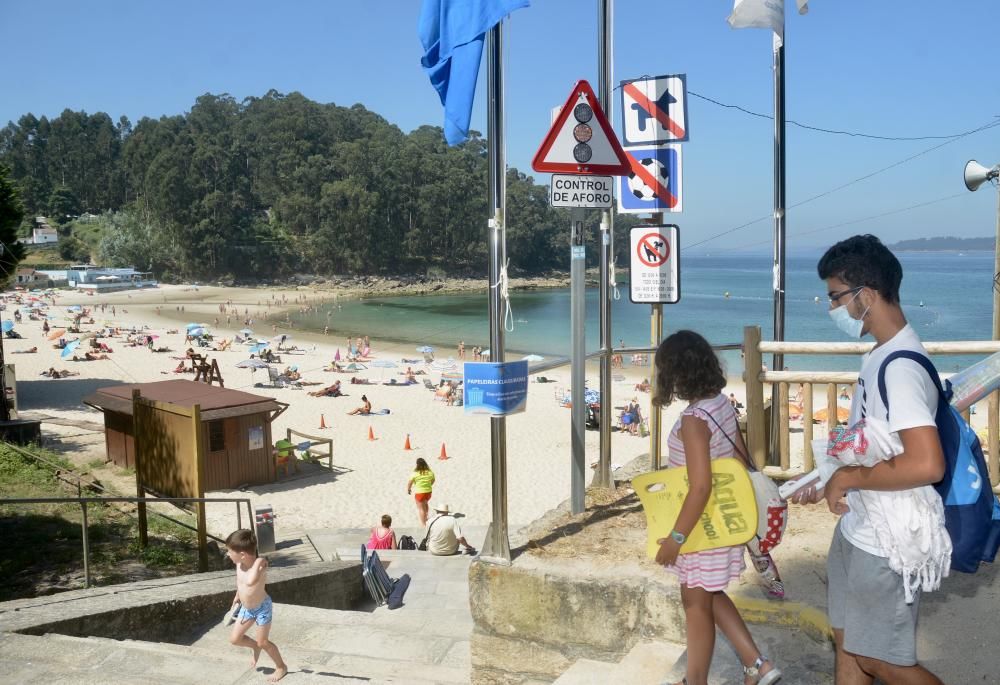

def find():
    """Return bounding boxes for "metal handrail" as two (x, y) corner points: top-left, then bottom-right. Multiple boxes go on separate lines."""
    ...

(1, 495), (254, 589)
(527, 342), (742, 376)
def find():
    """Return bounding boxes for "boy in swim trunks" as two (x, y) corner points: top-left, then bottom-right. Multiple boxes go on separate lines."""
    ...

(226, 529), (287, 682)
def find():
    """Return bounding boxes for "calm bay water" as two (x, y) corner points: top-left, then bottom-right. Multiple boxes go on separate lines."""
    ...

(289, 252), (995, 373)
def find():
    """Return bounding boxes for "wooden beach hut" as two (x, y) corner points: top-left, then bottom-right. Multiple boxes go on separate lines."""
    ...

(83, 380), (288, 490)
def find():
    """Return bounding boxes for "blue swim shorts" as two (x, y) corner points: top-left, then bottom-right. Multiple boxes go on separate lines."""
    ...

(237, 595), (273, 626)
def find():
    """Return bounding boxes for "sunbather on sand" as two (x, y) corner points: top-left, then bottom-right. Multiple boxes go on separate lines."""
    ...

(308, 381), (342, 397)
(12, 346), (37, 354)
(73, 351), (109, 361)
(346, 395), (372, 416)
(41, 367), (79, 378)
(350, 376), (375, 385)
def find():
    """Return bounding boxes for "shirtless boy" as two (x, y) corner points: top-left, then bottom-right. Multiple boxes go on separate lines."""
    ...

(226, 529), (287, 682)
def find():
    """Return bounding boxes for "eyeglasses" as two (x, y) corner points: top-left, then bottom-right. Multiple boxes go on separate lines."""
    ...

(828, 286), (864, 305)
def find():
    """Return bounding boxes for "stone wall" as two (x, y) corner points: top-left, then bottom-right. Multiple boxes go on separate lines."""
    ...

(1, 561), (362, 644)
(469, 558), (686, 684)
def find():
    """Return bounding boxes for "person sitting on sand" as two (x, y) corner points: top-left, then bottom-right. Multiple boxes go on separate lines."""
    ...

(435, 381), (454, 402)
(404, 367), (417, 383)
(346, 394), (372, 416)
(308, 380), (342, 398)
(635, 378), (651, 393)
(282, 366), (301, 382)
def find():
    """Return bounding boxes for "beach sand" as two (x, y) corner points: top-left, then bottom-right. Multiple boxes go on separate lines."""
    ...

(13, 284), (990, 541)
(9, 285), (689, 538)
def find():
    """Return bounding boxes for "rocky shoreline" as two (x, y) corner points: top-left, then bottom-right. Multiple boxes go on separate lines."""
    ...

(223, 271), (610, 297)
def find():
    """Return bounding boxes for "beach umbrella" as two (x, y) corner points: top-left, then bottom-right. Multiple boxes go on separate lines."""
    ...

(416, 345), (434, 353)
(430, 358), (457, 372)
(188, 327), (206, 337)
(272, 334), (291, 342)
(186, 323), (200, 330)
(371, 359), (397, 379)
(61, 339), (81, 359)
(812, 406), (850, 424)
(344, 362), (367, 371)
(236, 358), (271, 369)
(523, 354), (544, 362)
(249, 343), (268, 354)
(1, 320), (13, 333)
(47, 328), (67, 341)
(334, 348), (341, 361)
(482, 348), (491, 356)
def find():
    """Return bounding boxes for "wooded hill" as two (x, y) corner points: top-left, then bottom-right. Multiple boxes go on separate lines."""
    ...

(0, 91), (640, 281)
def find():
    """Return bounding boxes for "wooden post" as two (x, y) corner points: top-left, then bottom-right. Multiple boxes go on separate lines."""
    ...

(826, 383), (838, 435)
(802, 381), (814, 471)
(132, 389), (148, 548)
(743, 326), (766, 469)
(778, 382), (790, 470)
(192, 403), (208, 572)
(990, 391), (1000, 487)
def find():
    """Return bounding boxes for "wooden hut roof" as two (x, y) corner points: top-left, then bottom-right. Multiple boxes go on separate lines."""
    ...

(83, 380), (286, 422)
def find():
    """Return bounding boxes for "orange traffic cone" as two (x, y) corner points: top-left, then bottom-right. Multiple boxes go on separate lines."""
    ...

(404, 434), (413, 450)
(318, 414), (328, 430)
(438, 443), (449, 460)
(368, 425), (377, 441)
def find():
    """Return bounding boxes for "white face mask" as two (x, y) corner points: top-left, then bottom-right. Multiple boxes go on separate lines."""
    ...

(828, 289), (870, 339)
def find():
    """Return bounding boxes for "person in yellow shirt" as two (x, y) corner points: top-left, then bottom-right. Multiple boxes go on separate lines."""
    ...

(406, 458), (435, 526)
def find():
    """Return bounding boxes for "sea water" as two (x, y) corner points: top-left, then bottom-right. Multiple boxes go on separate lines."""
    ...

(289, 252), (994, 374)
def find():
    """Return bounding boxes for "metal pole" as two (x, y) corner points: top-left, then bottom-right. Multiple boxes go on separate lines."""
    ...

(649, 304), (664, 469)
(993, 181), (1000, 342)
(648, 212), (665, 469)
(79, 481), (90, 588)
(570, 214), (587, 513)
(480, 22), (511, 564)
(768, 33), (787, 466)
(594, 0), (614, 489)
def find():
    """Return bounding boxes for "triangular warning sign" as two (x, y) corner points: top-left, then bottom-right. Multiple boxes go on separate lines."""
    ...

(532, 80), (631, 176)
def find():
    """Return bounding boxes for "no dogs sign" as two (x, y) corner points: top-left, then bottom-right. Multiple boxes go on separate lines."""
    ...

(629, 225), (679, 304)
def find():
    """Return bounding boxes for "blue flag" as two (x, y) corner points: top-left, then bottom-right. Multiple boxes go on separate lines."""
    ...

(418, 0), (529, 146)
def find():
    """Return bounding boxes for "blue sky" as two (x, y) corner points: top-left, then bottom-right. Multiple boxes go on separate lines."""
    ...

(3, 1), (999, 252)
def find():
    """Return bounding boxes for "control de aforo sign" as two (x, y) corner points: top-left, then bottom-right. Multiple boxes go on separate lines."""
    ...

(629, 225), (680, 304)
(549, 174), (614, 208)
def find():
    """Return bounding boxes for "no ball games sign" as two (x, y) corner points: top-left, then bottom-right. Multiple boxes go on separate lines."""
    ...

(629, 225), (679, 304)
(550, 174), (614, 208)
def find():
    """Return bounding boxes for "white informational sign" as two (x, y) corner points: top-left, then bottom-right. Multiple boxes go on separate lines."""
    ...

(549, 174), (614, 208)
(629, 225), (680, 304)
(620, 74), (689, 147)
(248, 426), (264, 451)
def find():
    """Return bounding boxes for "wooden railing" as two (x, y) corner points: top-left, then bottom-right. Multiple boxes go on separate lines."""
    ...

(742, 325), (1000, 491)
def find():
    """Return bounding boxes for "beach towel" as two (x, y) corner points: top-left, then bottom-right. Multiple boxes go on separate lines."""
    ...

(822, 418), (952, 603)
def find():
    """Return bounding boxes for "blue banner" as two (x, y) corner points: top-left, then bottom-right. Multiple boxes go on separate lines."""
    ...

(463, 361), (528, 416)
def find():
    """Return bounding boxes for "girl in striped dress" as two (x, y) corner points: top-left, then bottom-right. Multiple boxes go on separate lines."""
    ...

(654, 331), (782, 685)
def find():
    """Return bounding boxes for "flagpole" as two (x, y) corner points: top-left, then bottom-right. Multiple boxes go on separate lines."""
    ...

(769, 30), (786, 466)
(594, 0), (614, 489)
(481, 19), (512, 565)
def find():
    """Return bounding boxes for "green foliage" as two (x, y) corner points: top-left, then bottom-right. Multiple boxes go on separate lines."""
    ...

(58, 235), (90, 262)
(47, 185), (80, 224)
(0, 165), (26, 287)
(0, 92), (639, 280)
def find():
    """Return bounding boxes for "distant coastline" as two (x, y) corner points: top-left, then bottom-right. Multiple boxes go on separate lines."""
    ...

(889, 236), (994, 252)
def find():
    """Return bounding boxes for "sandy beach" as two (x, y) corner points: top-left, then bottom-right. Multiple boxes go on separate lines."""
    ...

(14, 284), (991, 543)
(8, 284), (694, 539)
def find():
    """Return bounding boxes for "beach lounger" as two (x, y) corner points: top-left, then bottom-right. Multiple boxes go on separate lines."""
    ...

(422, 379), (436, 391)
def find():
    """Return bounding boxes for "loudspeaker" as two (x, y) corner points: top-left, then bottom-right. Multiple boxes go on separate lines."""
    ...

(964, 159), (999, 192)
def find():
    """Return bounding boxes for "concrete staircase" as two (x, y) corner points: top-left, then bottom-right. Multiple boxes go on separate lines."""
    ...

(2, 539), (476, 684)
(554, 625), (835, 685)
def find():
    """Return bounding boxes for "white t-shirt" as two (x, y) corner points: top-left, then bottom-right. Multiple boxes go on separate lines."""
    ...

(426, 514), (463, 556)
(841, 324), (939, 556)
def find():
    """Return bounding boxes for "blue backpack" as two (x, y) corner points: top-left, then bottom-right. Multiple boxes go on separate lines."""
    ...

(878, 351), (1000, 573)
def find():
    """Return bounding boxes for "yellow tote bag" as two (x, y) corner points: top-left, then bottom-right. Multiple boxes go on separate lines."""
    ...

(633, 458), (758, 557)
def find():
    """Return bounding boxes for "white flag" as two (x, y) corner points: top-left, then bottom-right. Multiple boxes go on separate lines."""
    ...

(728, 0), (808, 37)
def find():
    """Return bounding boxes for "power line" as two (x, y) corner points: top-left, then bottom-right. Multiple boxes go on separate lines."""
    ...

(686, 117), (1000, 250)
(712, 192), (968, 253)
(688, 90), (999, 141)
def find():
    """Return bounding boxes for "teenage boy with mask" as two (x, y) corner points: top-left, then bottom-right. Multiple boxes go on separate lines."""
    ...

(792, 235), (945, 684)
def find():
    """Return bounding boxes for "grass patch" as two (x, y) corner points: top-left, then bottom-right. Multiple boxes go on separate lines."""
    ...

(0, 443), (208, 600)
